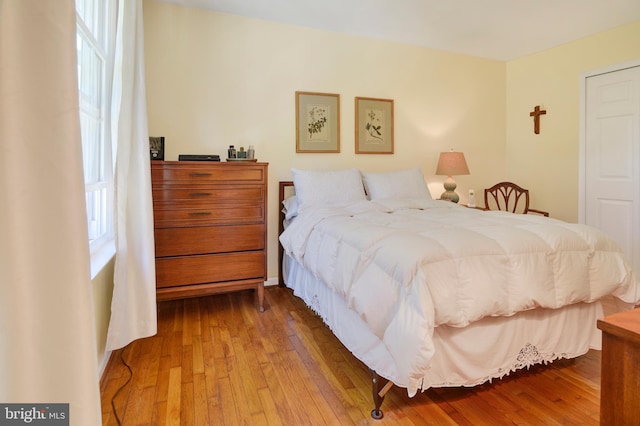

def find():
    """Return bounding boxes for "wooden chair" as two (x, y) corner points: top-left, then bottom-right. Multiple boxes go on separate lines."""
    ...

(483, 182), (549, 216)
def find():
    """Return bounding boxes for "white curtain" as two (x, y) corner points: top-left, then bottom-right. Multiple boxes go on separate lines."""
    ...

(0, 1), (102, 424)
(106, 0), (157, 350)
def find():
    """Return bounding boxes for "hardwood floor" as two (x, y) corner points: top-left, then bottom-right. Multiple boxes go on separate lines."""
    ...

(101, 286), (605, 425)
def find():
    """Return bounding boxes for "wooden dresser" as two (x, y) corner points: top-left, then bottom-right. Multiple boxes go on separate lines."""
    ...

(597, 308), (640, 425)
(151, 161), (268, 311)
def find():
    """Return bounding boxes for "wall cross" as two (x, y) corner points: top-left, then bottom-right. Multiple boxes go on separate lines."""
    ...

(529, 105), (547, 134)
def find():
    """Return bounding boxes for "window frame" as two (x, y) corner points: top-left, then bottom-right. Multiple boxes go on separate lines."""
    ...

(76, 0), (118, 278)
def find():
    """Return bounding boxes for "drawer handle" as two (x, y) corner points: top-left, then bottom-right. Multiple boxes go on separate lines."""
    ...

(189, 192), (212, 197)
(189, 211), (212, 217)
(189, 173), (212, 177)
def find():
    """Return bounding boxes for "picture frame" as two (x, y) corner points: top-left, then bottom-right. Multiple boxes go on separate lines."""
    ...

(149, 136), (165, 160)
(296, 91), (340, 153)
(355, 97), (394, 154)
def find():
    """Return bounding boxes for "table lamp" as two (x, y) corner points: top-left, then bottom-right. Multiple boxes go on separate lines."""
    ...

(435, 150), (470, 203)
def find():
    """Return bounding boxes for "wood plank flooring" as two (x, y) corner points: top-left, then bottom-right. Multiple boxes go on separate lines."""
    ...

(100, 286), (606, 425)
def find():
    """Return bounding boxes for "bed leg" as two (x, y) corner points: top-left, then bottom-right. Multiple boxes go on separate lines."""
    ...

(369, 369), (393, 420)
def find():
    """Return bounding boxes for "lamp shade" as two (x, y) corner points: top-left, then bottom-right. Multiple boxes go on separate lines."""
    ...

(435, 151), (470, 176)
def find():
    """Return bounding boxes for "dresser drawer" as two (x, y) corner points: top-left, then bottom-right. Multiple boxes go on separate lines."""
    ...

(155, 224), (265, 257)
(154, 204), (264, 227)
(152, 163), (266, 184)
(155, 251), (265, 288)
(152, 186), (264, 206)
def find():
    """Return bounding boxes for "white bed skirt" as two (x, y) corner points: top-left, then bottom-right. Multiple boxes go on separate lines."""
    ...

(283, 255), (604, 394)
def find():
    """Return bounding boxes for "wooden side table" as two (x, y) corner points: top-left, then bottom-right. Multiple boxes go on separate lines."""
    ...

(597, 308), (640, 425)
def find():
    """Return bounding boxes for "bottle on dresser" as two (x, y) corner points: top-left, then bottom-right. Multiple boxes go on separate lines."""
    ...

(228, 145), (236, 159)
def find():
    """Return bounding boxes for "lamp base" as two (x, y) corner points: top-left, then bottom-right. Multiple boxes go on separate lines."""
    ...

(440, 177), (459, 203)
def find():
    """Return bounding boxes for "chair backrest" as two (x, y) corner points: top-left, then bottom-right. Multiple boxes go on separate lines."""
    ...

(484, 182), (531, 214)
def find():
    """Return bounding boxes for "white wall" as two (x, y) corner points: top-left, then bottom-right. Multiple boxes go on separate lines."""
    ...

(143, 0), (507, 281)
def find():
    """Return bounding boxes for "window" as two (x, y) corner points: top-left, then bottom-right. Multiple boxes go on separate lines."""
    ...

(76, 0), (117, 276)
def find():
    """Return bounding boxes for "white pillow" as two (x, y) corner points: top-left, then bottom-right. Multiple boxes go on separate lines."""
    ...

(362, 168), (432, 200)
(291, 168), (367, 210)
(282, 195), (299, 220)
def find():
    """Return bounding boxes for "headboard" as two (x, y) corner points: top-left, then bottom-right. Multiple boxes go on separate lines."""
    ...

(278, 181), (294, 286)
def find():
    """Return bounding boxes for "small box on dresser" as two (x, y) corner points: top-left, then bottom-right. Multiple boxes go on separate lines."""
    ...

(151, 161), (268, 311)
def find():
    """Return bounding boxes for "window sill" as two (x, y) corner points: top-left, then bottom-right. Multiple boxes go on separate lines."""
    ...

(90, 238), (116, 279)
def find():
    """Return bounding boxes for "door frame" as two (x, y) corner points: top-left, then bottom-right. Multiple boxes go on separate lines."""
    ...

(578, 58), (640, 224)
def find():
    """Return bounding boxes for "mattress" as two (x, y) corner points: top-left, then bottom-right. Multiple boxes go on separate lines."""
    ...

(284, 254), (605, 394)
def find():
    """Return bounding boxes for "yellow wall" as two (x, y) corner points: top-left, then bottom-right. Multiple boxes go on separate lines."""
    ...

(506, 21), (640, 222)
(93, 258), (114, 373)
(142, 0), (507, 281)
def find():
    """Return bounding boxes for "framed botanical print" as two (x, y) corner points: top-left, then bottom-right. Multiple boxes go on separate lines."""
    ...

(296, 91), (340, 153)
(355, 97), (394, 154)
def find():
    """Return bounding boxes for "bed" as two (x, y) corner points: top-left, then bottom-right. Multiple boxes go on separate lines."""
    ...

(277, 168), (640, 419)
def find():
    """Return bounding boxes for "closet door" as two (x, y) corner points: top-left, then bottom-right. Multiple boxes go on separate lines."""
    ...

(584, 65), (640, 272)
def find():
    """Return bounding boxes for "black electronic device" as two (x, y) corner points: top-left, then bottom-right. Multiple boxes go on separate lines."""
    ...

(178, 154), (221, 162)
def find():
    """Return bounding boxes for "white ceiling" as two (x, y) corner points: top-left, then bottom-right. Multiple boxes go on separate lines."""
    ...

(157, 0), (640, 61)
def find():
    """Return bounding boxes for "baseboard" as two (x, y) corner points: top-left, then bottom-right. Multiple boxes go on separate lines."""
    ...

(265, 277), (279, 287)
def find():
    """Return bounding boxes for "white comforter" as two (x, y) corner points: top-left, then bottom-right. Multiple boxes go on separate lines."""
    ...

(279, 198), (639, 395)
